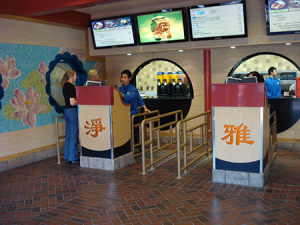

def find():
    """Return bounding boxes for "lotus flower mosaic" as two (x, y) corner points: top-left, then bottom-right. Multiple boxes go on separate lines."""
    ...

(0, 56), (21, 90)
(10, 87), (47, 127)
(37, 61), (48, 84)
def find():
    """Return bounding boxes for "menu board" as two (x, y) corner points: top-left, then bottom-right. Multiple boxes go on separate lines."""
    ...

(90, 15), (136, 49)
(189, 1), (247, 40)
(266, 0), (300, 34)
(135, 9), (187, 44)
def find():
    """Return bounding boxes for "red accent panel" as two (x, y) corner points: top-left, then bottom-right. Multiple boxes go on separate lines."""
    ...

(204, 50), (212, 112)
(33, 11), (90, 27)
(77, 86), (114, 105)
(212, 83), (266, 107)
(19, 0), (108, 16)
(0, 0), (22, 15)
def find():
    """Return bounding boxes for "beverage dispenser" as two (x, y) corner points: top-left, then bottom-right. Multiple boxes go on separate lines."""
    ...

(157, 72), (162, 96)
(171, 72), (183, 95)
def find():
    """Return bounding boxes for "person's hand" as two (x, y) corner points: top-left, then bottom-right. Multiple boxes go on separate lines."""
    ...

(144, 106), (151, 114)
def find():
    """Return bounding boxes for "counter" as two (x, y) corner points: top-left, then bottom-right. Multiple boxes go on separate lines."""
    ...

(268, 97), (300, 133)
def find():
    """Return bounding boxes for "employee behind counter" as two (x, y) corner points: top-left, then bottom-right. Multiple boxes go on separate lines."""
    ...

(265, 67), (281, 98)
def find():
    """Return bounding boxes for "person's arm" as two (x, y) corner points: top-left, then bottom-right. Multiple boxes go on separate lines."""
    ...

(142, 105), (151, 113)
(137, 94), (151, 113)
(70, 98), (77, 106)
(69, 84), (77, 106)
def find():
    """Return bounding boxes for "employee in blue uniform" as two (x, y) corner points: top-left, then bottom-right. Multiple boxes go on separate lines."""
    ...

(119, 70), (150, 152)
(118, 69), (150, 115)
(265, 67), (281, 98)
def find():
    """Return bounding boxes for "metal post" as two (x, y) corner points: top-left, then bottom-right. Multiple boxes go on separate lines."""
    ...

(177, 122), (182, 179)
(150, 121), (154, 171)
(183, 122), (188, 174)
(205, 114), (208, 153)
(55, 117), (61, 164)
(141, 121), (146, 175)
(190, 132), (193, 152)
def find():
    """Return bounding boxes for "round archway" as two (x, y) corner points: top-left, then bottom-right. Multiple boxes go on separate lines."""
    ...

(132, 58), (194, 129)
(228, 52), (300, 133)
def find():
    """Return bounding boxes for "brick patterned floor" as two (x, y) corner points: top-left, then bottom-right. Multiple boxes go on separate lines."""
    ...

(1, 147), (300, 224)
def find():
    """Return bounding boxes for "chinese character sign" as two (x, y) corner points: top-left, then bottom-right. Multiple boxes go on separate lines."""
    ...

(221, 123), (254, 145)
(84, 118), (106, 137)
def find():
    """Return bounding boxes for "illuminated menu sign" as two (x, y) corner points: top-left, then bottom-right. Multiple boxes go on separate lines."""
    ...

(267, 0), (300, 33)
(91, 16), (135, 48)
(190, 2), (245, 39)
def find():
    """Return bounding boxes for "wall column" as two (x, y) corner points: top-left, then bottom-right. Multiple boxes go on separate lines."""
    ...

(204, 50), (212, 137)
(204, 50), (212, 112)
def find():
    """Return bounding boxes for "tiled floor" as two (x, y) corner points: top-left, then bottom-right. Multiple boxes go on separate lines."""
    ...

(1, 147), (300, 224)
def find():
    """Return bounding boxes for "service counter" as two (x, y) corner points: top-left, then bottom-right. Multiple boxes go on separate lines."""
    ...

(212, 83), (270, 187)
(76, 86), (134, 170)
(268, 97), (300, 133)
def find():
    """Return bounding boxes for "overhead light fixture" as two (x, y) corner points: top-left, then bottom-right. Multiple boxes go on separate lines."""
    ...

(178, 49), (184, 52)
(286, 43), (291, 45)
(230, 46), (236, 49)
(127, 53), (132, 56)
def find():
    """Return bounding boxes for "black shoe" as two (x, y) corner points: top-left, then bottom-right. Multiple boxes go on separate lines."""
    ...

(72, 160), (80, 164)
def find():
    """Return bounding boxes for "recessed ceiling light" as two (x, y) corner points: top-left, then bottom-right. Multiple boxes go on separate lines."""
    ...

(127, 53), (132, 56)
(178, 49), (184, 52)
(230, 46), (236, 49)
(286, 43), (291, 45)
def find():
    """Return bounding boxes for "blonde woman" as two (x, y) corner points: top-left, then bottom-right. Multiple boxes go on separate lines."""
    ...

(61, 70), (79, 164)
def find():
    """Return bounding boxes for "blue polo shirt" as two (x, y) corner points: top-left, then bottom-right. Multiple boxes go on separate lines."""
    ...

(118, 84), (145, 116)
(265, 77), (281, 98)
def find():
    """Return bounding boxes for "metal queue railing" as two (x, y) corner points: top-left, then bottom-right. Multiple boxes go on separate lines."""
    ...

(268, 111), (277, 165)
(176, 111), (212, 179)
(55, 115), (65, 164)
(131, 110), (160, 158)
(141, 110), (183, 175)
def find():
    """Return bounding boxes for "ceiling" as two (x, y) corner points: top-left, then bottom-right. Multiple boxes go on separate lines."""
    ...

(0, 0), (189, 27)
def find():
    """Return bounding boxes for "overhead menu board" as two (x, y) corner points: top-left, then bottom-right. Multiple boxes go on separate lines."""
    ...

(266, 0), (300, 35)
(188, 0), (247, 40)
(90, 15), (137, 49)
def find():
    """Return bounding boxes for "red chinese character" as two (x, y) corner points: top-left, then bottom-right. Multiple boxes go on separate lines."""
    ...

(84, 118), (106, 137)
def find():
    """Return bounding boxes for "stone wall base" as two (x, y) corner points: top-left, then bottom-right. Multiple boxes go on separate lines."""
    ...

(0, 146), (64, 172)
(212, 162), (271, 188)
(80, 152), (134, 171)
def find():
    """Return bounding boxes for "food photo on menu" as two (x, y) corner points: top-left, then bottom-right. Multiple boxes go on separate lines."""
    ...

(117, 17), (132, 27)
(104, 20), (118, 29)
(288, 0), (300, 11)
(269, 0), (288, 11)
(92, 21), (105, 30)
(136, 11), (185, 43)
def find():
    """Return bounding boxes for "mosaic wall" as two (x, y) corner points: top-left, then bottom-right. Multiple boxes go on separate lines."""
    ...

(136, 60), (182, 93)
(0, 43), (101, 134)
(235, 54), (298, 73)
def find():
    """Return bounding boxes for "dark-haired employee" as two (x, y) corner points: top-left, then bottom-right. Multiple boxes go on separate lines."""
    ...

(118, 70), (150, 115)
(265, 67), (281, 98)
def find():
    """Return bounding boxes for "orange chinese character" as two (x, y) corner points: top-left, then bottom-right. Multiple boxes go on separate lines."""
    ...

(84, 118), (106, 137)
(221, 125), (236, 145)
(221, 123), (254, 145)
(234, 123), (254, 145)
